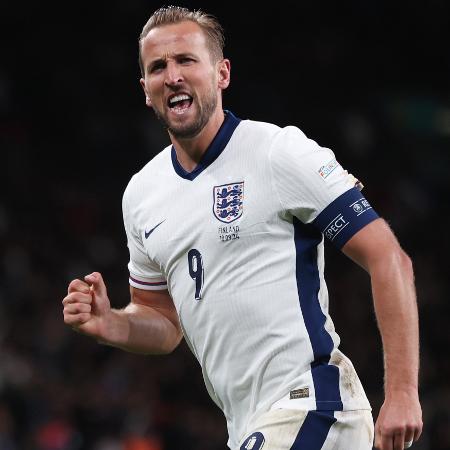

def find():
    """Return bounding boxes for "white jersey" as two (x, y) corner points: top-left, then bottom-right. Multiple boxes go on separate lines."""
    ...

(122, 112), (379, 449)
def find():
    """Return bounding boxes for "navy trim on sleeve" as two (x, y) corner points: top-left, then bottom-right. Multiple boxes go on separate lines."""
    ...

(313, 187), (379, 249)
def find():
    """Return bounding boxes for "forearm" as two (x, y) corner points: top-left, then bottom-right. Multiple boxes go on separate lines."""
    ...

(99, 303), (182, 355)
(342, 220), (423, 446)
(370, 250), (419, 394)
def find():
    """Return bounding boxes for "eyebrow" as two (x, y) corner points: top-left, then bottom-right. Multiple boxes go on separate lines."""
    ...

(146, 52), (197, 72)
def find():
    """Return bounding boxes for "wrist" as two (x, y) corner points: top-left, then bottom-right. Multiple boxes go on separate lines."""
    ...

(96, 309), (130, 348)
(385, 384), (419, 399)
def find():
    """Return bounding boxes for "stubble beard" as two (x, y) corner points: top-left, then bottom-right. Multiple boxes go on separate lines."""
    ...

(152, 86), (218, 139)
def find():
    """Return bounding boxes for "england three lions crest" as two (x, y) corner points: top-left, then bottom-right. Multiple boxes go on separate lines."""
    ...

(213, 182), (244, 223)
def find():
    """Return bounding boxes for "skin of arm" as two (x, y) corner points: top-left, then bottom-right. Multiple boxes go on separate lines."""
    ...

(62, 272), (183, 355)
(342, 218), (423, 450)
(105, 286), (183, 355)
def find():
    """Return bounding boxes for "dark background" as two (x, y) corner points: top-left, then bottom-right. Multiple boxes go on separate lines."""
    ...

(1, 1), (449, 449)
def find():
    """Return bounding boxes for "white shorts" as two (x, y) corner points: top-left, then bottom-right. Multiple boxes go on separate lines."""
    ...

(237, 409), (374, 450)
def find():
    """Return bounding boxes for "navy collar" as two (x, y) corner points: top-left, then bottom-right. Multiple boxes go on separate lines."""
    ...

(171, 110), (241, 181)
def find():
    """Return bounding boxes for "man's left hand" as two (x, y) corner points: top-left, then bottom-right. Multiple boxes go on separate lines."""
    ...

(374, 390), (423, 450)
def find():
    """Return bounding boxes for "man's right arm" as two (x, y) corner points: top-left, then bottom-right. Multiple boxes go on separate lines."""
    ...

(62, 272), (183, 355)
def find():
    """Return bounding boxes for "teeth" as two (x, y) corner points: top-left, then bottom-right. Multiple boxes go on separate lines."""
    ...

(169, 94), (190, 105)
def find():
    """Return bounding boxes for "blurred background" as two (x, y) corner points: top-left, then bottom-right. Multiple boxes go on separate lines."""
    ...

(1, 1), (449, 449)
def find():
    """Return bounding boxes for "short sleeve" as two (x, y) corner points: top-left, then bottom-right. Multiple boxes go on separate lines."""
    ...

(269, 126), (379, 248)
(122, 183), (167, 290)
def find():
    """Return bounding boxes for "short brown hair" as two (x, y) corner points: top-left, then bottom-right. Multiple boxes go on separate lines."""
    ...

(138, 6), (225, 76)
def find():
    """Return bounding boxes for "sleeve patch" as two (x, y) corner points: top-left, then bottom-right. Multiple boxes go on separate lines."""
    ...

(313, 187), (379, 249)
(318, 158), (340, 179)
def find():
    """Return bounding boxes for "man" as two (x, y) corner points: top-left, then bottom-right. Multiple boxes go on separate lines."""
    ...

(62, 6), (422, 450)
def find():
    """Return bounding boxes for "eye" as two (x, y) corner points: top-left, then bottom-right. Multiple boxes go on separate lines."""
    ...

(179, 57), (194, 65)
(149, 62), (165, 74)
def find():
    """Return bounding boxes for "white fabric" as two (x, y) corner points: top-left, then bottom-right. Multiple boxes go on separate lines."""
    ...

(237, 408), (374, 450)
(122, 118), (371, 448)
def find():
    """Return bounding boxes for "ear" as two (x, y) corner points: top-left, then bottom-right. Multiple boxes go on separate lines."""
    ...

(217, 59), (231, 90)
(140, 78), (153, 108)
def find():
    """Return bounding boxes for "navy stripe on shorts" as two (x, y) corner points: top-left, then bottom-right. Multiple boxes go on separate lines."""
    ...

(290, 410), (336, 450)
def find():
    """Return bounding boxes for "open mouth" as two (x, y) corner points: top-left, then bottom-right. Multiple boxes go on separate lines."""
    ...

(167, 93), (193, 114)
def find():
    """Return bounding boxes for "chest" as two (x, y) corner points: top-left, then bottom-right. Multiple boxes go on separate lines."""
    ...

(139, 167), (279, 273)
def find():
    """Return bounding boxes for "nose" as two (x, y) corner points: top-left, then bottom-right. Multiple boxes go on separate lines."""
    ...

(165, 61), (183, 87)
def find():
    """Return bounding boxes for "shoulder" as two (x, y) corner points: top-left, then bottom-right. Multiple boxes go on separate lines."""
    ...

(270, 125), (313, 151)
(232, 119), (306, 161)
(236, 120), (312, 151)
(123, 145), (172, 204)
(233, 118), (281, 144)
(268, 124), (340, 188)
(265, 125), (325, 177)
(229, 119), (319, 169)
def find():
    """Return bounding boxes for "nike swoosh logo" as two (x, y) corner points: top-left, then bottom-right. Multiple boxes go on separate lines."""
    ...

(145, 220), (165, 239)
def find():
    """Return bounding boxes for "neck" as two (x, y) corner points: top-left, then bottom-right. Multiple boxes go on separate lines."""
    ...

(169, 108), (225, 173)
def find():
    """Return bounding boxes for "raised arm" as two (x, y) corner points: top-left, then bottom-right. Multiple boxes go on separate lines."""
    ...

(342, 218), (422, 450)
(62, 272), (183, 355)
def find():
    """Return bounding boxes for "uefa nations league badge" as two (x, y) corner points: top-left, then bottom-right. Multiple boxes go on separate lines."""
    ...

(213, 182), (244, 223)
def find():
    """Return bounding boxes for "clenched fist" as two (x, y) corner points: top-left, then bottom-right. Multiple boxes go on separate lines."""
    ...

(62, 272), (112, 340)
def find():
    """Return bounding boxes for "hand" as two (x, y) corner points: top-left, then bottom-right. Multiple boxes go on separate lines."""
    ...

(62, 272), (112, 340)
(374, 391), (423, 450)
